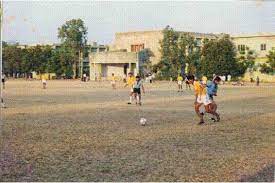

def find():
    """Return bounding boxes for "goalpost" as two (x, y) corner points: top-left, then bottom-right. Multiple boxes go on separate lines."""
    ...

(0, 0), (4, 108)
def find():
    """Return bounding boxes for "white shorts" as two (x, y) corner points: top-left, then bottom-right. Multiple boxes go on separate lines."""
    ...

(178, 81), (183, 85)
(42, 79), (46, 84)
(111, 81), (115, 85)
(197, 95), (211, 106)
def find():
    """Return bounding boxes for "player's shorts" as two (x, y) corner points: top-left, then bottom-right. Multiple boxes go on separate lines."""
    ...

(111, 81), (115, 85)
(208, 94), (214, 101)
(197, 95), (212, 105)
(178, 81), (183, 85)
(133, 88), (141, 94)
(42, 79), (46, 83)
(130, 88), (134, 92)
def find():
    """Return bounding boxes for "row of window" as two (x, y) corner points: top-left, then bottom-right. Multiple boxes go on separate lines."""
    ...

(237, 44), (268, 51)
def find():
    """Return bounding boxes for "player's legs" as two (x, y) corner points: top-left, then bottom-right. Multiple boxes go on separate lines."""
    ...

(195, 102), (204, 124)
(128, 91), (134, 104)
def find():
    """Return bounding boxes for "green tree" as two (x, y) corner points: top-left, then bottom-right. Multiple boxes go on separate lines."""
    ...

(200, 35), (244, 79)
(3, 45), (22, 77)
(51, 45), (75, 78)
(267, 50), (275, 72)
(58, 19), (88, 78)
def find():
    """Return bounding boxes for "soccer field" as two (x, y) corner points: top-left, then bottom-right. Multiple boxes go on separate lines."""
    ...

(0, 80), (274, 181)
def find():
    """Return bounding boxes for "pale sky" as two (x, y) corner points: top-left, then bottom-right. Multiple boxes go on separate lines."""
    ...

(3, 0), (275, 45)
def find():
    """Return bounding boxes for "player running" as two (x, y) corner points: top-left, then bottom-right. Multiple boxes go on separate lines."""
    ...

(177, 74), (183, 92)
(187, 75), (219, 125)
(124, 72), (136, 104)
(206, 76), (221, 122)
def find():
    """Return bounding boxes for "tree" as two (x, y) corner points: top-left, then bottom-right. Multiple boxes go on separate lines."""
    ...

(200, 35), (245, 79)
(3, 45), (22, 77)
(138, 48), (154, 77)
(260, 50), (275, 74)
(50, 45), (75, 78)
(58, 19), (88, 78)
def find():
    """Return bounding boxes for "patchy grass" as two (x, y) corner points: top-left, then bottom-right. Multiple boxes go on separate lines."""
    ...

(0, 80), (274, 181)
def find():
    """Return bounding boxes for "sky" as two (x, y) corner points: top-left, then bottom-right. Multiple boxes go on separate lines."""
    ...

(2, 0), (275, 45)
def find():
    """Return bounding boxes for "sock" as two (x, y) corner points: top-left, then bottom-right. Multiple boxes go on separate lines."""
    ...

(129, 96), (132, 103)
(136, 95), (140, 103)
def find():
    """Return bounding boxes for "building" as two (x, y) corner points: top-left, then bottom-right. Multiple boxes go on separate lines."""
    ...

(232, 33), (275, 82)
(89, 30), (217, 80)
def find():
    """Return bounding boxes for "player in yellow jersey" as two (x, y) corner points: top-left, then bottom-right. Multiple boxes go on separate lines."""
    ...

(111, 73), (116, 89)
(124, 72), (136, 104)
(177, 74), (183, 92)
(41, 74), (47, 89)
(187, 75), (211, 124)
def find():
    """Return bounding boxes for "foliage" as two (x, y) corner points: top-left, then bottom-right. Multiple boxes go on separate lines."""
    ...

(200, 35), (247, 79)
(260, 50), (275, 74)
(138, 48), (154, 77)
(259, 63), (273, 74)
(156, 26), (199, 80)
(58, 19), (88, 78)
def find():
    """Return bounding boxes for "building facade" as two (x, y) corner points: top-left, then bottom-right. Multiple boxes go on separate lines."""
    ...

(232, 33), (275, 82)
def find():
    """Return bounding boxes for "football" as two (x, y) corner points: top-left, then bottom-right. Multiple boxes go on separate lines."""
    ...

(140, 118), (147, 126)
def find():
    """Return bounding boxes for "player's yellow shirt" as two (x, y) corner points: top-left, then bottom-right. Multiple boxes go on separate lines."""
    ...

(41, 75), (47, 81)
(177, 76), (183, 81)
(127, 76), (136, 88)
(194, 81), (206, 96)
(111, 76), (115, 81)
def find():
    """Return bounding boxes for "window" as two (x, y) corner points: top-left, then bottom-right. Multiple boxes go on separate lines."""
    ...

(238, 45), (246, 51)
(260, 44), (266, 51)
(131, 44), (144, 52)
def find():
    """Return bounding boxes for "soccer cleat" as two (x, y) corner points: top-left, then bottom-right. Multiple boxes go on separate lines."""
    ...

(210, 117), (217, 122)
(198, 121), (205, 125)
(216, 114), (220, 122)
(127, 102), (132, 104)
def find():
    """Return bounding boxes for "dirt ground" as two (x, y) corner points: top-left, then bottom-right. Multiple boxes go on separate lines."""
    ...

(0, 80), (274, 181)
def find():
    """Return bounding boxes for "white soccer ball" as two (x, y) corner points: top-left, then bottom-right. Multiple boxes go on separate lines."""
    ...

(140, 118), (147, 126)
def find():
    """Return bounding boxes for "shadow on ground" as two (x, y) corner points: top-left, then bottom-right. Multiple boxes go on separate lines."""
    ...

(240, 164), (274, 182)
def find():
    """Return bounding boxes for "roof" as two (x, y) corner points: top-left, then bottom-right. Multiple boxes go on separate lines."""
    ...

(116, 30), (218, 39)
(231, 32), (275, 38)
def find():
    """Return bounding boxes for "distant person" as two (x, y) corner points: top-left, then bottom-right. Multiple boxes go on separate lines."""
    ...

(227, 74), (231, 82)
(177, 74), (183, 92)
(133, 75), (145, 105)
(124, 72), (136, 104)
(2, 74), (6, 89)
(111, 73), (116, 89)
(41, 75), (47, 89)
(83, 73), (87, 82)
(123, 74), (127, 83)
(256, 76), (260, 86)
(185, 76), (191, 90)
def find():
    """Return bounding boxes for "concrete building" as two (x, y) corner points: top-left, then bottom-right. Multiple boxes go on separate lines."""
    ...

(232, 33), (275, 82)
(89, 51), (138, 80)
(89, 30), (217, 80)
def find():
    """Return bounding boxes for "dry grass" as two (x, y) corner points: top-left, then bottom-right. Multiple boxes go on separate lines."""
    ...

(0, 80), (274, 181)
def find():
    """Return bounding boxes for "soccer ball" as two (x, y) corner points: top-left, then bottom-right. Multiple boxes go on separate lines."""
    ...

(140, 118), (147, 126)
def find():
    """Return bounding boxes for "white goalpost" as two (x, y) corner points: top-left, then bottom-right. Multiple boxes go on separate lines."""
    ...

(0, 0), (4, 108)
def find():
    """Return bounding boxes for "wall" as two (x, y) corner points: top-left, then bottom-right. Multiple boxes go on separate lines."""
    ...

(114, 31), (164, 65)
(89, 51), (138, 80)
(232, 34), (275, 60)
